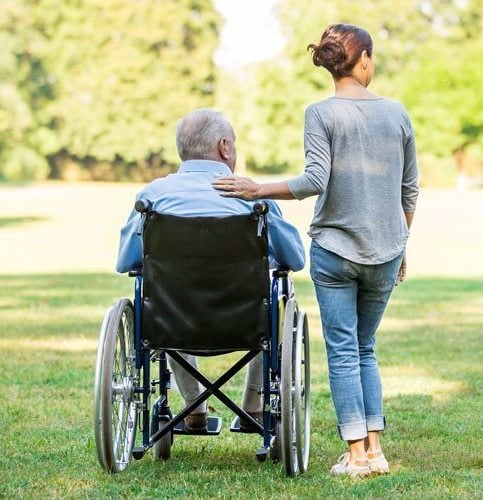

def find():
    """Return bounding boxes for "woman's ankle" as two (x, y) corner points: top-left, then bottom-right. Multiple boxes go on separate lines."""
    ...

(348, 439), (368, 463)
(366, 430), (381, 454)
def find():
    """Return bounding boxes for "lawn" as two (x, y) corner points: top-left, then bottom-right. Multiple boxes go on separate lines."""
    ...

(0, 183), (482, 498)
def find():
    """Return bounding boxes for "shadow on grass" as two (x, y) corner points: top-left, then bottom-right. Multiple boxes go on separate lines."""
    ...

(0, 215), (49, 228)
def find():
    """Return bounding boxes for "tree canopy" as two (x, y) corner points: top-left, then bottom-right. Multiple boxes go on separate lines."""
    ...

(0, 0), (481, 184)
(0, 0), (219, 181)
(231, 0), (483, 184)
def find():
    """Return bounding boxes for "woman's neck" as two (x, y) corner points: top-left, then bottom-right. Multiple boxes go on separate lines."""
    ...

(333, 76), (378, 99)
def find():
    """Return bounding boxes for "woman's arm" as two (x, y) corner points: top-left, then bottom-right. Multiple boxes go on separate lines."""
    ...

(211, 177), (295, 200)
(397, 112), (419, 285)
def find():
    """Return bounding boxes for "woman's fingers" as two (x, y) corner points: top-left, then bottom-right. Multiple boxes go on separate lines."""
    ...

(212, 176), (236, 191)
(212, 176), (260, 200)
(396, 255), (407, 285)
(212, 177), (240, 197)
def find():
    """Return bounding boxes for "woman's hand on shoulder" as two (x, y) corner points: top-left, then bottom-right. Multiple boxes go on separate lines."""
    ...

(212, 176), (261, 200)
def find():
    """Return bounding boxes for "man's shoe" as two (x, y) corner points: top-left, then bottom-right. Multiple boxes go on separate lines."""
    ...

(330, 452), (371, 478)
(240, 410), (262, 431)
(184, 412), (208, 432)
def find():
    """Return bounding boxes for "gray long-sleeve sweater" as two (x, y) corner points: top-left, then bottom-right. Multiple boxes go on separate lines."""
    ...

(287, 96), (419, 265)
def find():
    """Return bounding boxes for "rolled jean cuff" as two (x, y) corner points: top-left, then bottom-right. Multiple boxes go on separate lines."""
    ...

(337, 420), (368, 441)
(366, 415), (386, 432)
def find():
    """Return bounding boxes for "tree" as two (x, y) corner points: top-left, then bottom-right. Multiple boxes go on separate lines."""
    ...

(0, 0), (220, 181)
(0, 0), (53, 181)
(234, 0), (482, 185)
(400, 1), (483, 187)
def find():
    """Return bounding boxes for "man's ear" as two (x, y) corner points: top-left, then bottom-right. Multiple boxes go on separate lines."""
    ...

(218, 137), (229, 160)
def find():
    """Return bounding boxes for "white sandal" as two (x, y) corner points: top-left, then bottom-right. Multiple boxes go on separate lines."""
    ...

(330, 452), (371, 478)
(367, 450), (390, 474)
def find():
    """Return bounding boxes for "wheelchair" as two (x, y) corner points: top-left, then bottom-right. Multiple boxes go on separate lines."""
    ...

(94, 201), (310, 476)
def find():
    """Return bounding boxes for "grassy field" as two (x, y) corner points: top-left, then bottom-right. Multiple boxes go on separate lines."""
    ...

(0, 183), (482, 498)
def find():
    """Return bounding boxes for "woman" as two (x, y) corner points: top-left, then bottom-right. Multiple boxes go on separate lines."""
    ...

(213, 23), (419, 477)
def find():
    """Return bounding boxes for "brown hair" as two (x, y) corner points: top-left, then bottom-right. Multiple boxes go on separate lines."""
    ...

(307, 24), (373, 79)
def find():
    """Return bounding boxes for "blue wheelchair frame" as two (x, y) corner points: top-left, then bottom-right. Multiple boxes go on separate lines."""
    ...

(131, 268), (291, 461)
(95, 201), (309, 476)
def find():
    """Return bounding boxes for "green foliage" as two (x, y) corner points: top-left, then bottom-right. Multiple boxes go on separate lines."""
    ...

(217, 63), (320, 174)
(1, 145), (49, 181)
(0, 0), (220, 180)
(0, 0), (52, 181)
(400, 30), (483, 165)
(235, 0), (483, 183)
(1, 0), (481, 183)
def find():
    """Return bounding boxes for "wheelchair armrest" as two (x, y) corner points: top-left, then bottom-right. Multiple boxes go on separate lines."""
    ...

(128, 267), (143, 277)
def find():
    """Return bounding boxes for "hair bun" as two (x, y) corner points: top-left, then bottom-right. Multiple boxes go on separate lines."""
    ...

(308, 38), (347, 68)
(307, 24), (373, 79)
(318, 39), (346, 66)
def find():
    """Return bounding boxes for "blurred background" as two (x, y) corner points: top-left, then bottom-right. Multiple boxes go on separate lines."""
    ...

(0, 0), (482, 187)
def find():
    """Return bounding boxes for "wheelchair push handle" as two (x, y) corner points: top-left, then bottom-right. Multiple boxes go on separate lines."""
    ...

(253, 202), (269, 216)
(253, 202), (269, 236)
(135, 199), (153, 213)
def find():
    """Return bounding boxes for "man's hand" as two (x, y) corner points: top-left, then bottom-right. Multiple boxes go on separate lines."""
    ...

(396, 254), (407, 285)
(212, 176), (260, 200)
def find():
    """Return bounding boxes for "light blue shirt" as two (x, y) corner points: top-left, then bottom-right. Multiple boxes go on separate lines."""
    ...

(116, 160), (305, 273)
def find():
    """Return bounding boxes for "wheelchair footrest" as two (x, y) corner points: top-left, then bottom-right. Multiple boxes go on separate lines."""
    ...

(256, 447), (268, 462)
(132, 447), (145, 460)
(173, 416), (222, 436)
(230, 416), (259, 434)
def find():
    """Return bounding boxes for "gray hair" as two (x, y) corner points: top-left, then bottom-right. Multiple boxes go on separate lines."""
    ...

(175, 109), (233, 161)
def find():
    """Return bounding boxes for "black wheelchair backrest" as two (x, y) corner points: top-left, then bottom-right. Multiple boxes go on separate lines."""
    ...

(141, 211), (270, 353)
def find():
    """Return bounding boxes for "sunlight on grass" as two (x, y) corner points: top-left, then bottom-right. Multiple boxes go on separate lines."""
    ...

(382, 366), (467, 402)
(0, 337), (98, 352)
(1, 184), (483, 277)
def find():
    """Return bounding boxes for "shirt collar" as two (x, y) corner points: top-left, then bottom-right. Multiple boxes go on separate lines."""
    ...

(178, 160), (232, 175)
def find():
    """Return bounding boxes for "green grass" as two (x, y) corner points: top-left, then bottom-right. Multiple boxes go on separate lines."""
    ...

(0, 215), (48, 228)
(0, 273), (481, 498)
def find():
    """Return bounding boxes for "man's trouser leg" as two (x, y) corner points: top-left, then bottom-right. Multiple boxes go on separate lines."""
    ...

(168, 352), (207, 414)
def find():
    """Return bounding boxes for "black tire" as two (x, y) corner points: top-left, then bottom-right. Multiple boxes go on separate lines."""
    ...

(280, 297), (299, 476)
(94, 299), (138, 472)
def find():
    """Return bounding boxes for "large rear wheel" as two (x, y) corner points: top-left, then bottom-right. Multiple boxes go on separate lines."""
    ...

(294, 310), (310, 473)
(94, 299), (138, 473)
(280, 297), (299, 476)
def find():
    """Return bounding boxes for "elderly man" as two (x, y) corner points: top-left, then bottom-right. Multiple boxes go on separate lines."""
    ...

(116, 108), (305, 432)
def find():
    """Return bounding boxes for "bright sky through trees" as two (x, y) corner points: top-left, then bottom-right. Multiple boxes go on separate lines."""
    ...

(214, 0), (284, 68)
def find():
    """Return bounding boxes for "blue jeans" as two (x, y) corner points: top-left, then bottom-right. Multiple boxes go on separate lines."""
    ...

(310, 241), (403, 441)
